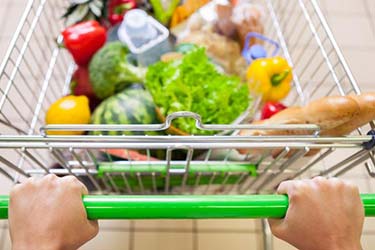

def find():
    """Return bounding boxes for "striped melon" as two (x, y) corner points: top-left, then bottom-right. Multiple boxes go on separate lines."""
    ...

(91, 86), (161, 135)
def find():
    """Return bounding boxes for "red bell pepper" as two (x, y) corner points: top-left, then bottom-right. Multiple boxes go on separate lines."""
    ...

(261, 101), (287, 120)
(108, 0), (137, 26)
(62, 21), (107, 66)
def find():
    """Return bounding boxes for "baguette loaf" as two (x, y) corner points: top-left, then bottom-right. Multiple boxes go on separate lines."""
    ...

(322, 92), (375, 136)
(238, 92), (375, 156)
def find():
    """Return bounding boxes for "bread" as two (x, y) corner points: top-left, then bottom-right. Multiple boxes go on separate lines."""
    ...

(238, 92), (375, 157)
(322, 92), (375, 136)
(302, 95), (360, 130)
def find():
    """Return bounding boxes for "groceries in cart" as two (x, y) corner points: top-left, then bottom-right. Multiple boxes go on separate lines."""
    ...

(46, 0), (375, 162)
(51, 0), (278, 136)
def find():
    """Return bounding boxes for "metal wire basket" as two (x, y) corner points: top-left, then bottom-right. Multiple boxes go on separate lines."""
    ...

(1, 0), (375, 249)
(0, 0), (375, 233)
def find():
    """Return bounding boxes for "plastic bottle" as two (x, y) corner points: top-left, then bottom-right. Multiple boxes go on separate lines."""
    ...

(117, 9), (173, 66)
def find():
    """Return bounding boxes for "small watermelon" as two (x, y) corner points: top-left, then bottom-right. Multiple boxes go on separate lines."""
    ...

(91, 86), (161, 136)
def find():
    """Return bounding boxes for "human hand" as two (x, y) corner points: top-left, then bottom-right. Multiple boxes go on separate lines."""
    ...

(9, 174), (98, 250)
(268, 177), (364, 250)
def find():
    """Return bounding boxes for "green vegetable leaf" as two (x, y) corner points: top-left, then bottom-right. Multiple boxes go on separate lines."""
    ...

(146, 47), (251, 135)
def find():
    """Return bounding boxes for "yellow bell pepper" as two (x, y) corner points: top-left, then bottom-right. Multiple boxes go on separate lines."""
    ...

(246, 56), (292, 102)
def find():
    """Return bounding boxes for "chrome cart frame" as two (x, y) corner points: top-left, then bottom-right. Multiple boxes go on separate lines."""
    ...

(0, 0), (374, 250)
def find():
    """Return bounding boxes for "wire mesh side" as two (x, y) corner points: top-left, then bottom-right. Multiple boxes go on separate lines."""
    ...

(0, 0), (71, 136)
(0, 133), (373, 194)
(0, 0), (373, 192)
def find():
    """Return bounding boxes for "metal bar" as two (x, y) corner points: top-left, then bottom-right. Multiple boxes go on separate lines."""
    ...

(181, 149), (193, 193)
(261, 218), (273, 250)
(366, 162), (375, 178)
(70, 148), (102, 192)
(50, 148), (73, 175)
(164, 149), (173, 193)
(28, 35), (63, 135)
(22, 148), (49, 173)
(40, 122), (320, 133)
(289, 148), (334, 179)
(297, 0), (345, 95)
(0, 0), (34, 77)
(151, 172), (157, 193)
(26, 168), (97, 175)
(0, 142), (367, 150)
(0, 155), (29, 178)
(0, 135), (371, 143)
(204, 172), (217, 194)
(105, 173), (120, 193)
(0, 0), (49, 121)
(136, 173), (145, 194)
(0, 166), (14, 182)
(266, 0), (305, 103)
(334, 152), (374, 177)
(255, 149), (309, 192)
(0, 194), (374, 219)
(121, 173), (133, 194)
(318, 149), (369, 177)
(310, 0), (361, 94)
(193, 172), (202, 194)
(240, 148), (289, 193)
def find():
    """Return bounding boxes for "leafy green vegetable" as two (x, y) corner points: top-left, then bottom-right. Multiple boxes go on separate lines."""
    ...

(145, 47), (251, 135)
(89, 41), (147, 99)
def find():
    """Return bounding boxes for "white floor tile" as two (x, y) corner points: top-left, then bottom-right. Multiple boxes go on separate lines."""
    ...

(327, 16), (375, 48)
(321, 0), (367, 14)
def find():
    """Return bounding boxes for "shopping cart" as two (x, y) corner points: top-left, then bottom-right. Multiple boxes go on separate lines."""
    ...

(0, 0), (374, 249)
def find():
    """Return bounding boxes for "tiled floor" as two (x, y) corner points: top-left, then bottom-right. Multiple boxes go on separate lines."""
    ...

(0, 0), (374, 250)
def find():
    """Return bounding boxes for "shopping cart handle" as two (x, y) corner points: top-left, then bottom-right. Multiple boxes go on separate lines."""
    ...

(0, 194), (374, 219)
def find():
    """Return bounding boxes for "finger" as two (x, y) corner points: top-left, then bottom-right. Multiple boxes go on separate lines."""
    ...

(20, 176), (38, 184)
(80, 182), (89, 195)
(327, 177), (345, 190)
(43, 174), (58, 181)
(312, 176), (327, 182)
(276, 180), (298, 194)
(60, 175), (88, 195)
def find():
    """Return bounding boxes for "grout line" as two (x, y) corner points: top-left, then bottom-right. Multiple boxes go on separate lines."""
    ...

(192, 220), (198, 250)
(129, 221), (135, 250)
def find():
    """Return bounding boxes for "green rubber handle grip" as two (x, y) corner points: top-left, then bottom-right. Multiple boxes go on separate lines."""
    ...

(0, 194), (374, 219)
